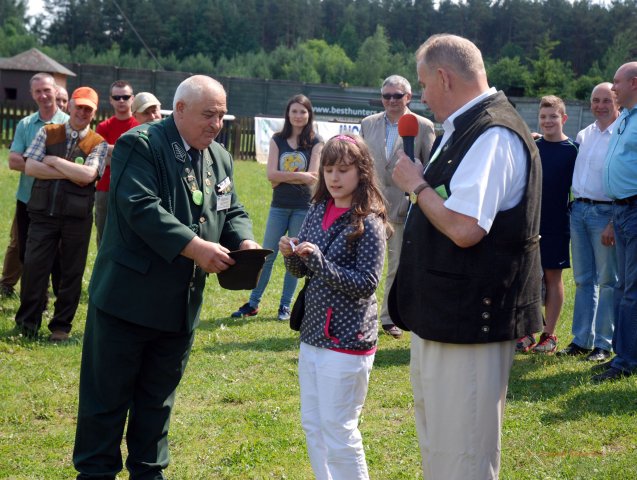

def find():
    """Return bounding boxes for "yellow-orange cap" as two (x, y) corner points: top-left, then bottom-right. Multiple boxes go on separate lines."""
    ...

(71, 86), (98, 110)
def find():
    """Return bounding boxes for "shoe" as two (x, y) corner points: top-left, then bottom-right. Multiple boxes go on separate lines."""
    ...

(532, 332), (558, 354)
(585, 347), (611, 362)
(591, 359), (614, 373)
(49, 330), (69, 342)
(12, 325), (37, 338)
(0, 284), (16, 298)
(231, 302), (259, 318)
(382, 324), (403, 339)
(556, 342), (591, 357)
(277, 305), (291, 321)
(515, 334), (536, 353)
(591, 367), (632, 383)
(16, 323), (38, 339)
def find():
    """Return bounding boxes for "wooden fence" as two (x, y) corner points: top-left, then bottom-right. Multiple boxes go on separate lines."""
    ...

(0, 103), (257, 160)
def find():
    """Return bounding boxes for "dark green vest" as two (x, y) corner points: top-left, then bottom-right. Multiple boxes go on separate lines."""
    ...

(27, 124), (102, 218)
(389, 92), (543, 343)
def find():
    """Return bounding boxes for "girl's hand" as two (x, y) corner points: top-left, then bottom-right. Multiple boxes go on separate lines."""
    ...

(279, 236), (298, 257)
(294, 241), (315, 258)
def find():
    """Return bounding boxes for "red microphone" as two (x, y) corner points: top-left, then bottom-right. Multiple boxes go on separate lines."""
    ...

(398, 113), (419, 162)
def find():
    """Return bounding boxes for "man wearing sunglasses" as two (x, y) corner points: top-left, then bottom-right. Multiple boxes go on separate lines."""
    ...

(361, 75), (435, 339)
(94, 80), (139, 246)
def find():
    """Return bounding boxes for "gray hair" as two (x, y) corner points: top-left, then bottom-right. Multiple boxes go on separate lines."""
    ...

(381, 75), (411, 94)
(30, 72), (55, 88)
(173, 75), (225, 110)
(415, 34), (486, 82)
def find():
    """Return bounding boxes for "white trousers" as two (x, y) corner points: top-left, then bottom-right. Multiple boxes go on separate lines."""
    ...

(410, 335), (515, 480)
(298, 342), (374, 480)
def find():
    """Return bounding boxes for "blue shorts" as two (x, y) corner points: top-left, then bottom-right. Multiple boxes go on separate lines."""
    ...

(540, 233), (571, 269)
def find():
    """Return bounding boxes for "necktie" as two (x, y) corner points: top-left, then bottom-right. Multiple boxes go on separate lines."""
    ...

(188, 148), (202, 185)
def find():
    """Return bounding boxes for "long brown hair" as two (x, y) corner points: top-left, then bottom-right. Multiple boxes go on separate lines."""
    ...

(313, 133), (391, 242)
(275, 94), (316, 148)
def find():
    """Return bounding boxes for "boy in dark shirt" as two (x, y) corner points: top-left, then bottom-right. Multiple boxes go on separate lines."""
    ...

(517, 95), (579, 354)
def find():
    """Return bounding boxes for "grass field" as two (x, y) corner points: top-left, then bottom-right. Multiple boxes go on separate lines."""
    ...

(0, 146), (636, 479)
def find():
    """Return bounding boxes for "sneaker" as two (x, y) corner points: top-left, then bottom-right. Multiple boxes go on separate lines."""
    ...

(515, 334), (536, 353)
(231, 302), (259, 318)
(556, 342), (591, 357)
(277, 305), (291, 321)
(532, 332), (558, 354)
(585, 347), (611, 362)
(382, 324), (403, 339)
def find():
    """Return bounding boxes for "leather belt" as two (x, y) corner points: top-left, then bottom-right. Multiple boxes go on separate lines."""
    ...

(612, 194), (637, 206)
(575, 197), (613, 205)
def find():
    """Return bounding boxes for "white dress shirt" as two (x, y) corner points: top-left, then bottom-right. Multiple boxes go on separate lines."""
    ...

(427, 88), (527, 233)
(572, 119), (618, 201)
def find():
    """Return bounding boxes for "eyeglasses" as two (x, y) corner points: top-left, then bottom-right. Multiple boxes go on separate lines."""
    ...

(382, 93), (406, 100)
(617, 115), (628, 135)
(111, 95), (132, 101)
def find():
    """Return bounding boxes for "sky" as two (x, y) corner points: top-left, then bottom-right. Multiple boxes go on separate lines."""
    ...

(26, 0), (614, 18)
(26, 0), (44, 17)
(26, 0), (614, 15)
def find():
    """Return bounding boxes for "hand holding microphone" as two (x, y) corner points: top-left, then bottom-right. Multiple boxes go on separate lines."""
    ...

(398, 113), (419, 162)
(396, 113), (428, 199)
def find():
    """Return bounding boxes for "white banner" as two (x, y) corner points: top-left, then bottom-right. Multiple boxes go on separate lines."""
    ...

(254, 117), (361, 164)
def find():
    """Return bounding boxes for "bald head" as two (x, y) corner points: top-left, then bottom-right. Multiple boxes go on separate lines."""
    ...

(588, 82), (619, 129)
(173, 75), (227, 150)
(617, 62), (637, 80)
(612, 62), (637, 110)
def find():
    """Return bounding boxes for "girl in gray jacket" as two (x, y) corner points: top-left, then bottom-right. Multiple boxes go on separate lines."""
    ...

(280, 134), (389, 480)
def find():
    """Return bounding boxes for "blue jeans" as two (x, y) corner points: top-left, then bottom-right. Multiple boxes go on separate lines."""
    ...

(249, 207), (307, 309)
(611, 203), (637, 373)
(569, 201), (617, 351)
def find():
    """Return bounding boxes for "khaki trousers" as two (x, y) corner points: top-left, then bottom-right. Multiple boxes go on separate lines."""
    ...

(410, 335), (515, 480)
(379, 221), (404, 326)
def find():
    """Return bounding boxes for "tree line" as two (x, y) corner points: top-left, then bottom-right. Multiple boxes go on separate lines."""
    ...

(2, 0), (637, 99)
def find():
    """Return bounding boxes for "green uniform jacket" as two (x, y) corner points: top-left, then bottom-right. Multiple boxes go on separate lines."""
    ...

(88, 115), (254, 332)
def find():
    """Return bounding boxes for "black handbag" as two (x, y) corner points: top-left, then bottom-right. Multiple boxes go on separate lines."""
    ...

(289, 223), (345, 332)
(289, 280), (307, 331)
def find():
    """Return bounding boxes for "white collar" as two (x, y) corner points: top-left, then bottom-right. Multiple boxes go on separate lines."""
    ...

(442, 87), (497, 135)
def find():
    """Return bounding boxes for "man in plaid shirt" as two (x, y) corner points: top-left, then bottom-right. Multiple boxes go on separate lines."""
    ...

(14, 86), (107, 342)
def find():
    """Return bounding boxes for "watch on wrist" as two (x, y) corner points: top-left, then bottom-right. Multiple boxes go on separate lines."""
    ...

(409, 182), (430, 204)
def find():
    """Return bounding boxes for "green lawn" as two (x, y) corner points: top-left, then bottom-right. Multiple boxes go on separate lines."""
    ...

(0, 147), (636, 479)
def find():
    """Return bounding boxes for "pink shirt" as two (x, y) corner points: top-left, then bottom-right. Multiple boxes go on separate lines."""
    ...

(322, 199), (349, 230)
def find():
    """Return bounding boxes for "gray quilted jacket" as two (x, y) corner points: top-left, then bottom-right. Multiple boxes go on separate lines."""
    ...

(284, 201), (386, 352)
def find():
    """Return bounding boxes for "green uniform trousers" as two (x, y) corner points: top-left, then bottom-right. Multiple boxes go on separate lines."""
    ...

(73, 301), (195, 480)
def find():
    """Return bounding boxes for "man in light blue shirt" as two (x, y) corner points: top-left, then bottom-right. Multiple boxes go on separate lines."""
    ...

(595, 62), (637, 382)
(0, 73), (68, 298)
